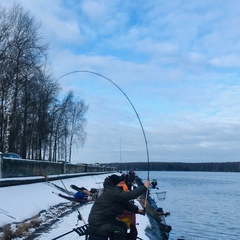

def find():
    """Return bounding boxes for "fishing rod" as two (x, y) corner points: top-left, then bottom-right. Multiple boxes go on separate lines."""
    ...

(77, 209), (86, 225)
(120, 132), (122, 164)
(59, 177), (71, 197)
(58, 70), (150, 180)
(119, 132), (123, 172)
(0, 208), (16, 220)
(47, 177), (72, 199)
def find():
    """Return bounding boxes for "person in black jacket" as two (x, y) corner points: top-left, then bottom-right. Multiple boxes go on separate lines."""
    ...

(88, 174), (150, 240)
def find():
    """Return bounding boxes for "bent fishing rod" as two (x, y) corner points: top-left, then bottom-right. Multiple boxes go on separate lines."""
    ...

(58, 70), (150, 180)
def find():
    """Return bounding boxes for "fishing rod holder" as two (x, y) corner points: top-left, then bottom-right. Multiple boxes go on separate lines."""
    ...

(52, 224), (89, 240)
(74, 224), (89, 236)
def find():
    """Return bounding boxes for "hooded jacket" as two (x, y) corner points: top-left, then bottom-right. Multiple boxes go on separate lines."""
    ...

(88, 176), (147, 226)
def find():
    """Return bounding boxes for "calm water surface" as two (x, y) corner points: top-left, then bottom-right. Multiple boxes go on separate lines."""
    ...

(137, 171), (240, 240)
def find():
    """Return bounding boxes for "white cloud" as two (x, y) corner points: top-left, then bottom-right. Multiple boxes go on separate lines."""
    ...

(2, 0), (240, 163)
(209, 54), (240, 68)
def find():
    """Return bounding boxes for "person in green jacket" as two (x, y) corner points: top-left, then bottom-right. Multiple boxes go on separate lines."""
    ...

(88, 174), (150, 240)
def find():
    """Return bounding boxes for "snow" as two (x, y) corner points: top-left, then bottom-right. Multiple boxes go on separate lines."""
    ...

(0, 173), (151, 239)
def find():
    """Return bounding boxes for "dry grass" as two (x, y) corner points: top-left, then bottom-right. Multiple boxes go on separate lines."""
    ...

(1, 216), (42, 239)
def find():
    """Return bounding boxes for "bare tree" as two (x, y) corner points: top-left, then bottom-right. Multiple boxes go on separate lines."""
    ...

(0, 4), (49, 154)
(67, 98), (88, 162)
(0, 4), (88, 162)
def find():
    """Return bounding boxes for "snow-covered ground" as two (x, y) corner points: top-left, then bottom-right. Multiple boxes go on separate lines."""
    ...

(0, 173), (151, 239)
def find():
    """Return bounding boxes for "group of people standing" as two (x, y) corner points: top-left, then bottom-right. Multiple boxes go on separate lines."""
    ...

(87, 171), (150, 240)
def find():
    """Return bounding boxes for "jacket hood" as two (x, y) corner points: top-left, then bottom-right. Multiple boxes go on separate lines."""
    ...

(103, 177), (116, 188)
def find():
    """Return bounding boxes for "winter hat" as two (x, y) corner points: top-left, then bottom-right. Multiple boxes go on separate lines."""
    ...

(109, 174), (123, 185)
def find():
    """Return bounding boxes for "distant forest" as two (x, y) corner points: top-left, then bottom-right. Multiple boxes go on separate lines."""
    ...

(107, 161), (240, 172)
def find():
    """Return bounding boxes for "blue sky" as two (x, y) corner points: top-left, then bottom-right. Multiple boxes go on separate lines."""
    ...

(2, 0), (240, 164)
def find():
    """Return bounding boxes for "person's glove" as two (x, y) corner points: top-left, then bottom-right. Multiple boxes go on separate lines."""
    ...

(137, 209), (145, 215)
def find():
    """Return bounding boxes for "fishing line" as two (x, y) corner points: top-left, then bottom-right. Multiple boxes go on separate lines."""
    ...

(58, 70), (150, 179)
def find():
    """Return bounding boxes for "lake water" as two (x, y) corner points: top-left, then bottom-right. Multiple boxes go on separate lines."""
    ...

(136, 171), (240, 240)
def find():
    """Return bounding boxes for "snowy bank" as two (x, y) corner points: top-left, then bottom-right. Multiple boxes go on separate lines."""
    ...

(0, 173), (151, 239)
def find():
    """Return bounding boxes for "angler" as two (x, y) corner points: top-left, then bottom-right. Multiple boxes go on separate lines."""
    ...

(88, 174), (150, 240)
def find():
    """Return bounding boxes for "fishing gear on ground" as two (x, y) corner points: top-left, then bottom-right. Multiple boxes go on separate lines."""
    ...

(52, 210), (88, 240)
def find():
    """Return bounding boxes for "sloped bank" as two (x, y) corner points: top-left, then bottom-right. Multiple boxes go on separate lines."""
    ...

(1, 172), (172, 240)
(135, 176), (172, 240)
(0, 173), (112, 239)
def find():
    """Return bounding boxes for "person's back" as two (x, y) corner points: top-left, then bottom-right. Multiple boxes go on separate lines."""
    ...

(88, 174), (150, 240)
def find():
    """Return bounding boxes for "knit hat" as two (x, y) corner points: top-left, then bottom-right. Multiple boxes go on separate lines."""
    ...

(109, 174), (123, 185)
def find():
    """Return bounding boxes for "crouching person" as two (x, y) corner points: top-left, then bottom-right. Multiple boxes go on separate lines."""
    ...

(88, 174), (150, 240)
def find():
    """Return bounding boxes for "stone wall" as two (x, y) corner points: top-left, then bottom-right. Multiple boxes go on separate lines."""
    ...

(0, 154), (114, 178)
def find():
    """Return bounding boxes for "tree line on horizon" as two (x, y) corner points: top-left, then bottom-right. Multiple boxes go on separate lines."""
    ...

(0, 4), (88, 162)
(108, 161), (240, 172)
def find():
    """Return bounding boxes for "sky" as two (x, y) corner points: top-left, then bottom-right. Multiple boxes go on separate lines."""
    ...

(0, 173), (152, 239)
(1, 0), (240, 164)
